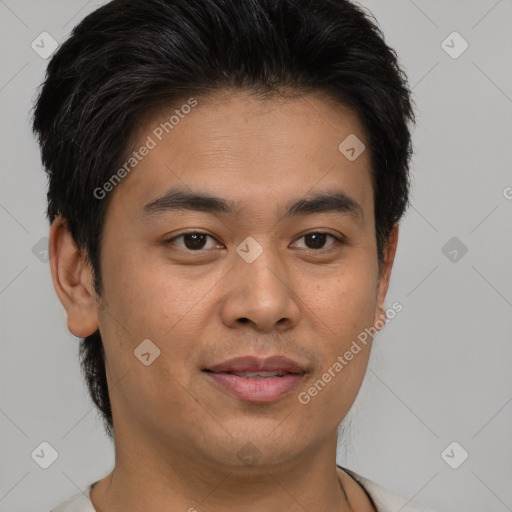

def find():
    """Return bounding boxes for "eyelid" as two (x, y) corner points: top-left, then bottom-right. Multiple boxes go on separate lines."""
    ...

(164, 230), (221, 250)
(164, 229), (346, 252)
(290, 230), (346, 250)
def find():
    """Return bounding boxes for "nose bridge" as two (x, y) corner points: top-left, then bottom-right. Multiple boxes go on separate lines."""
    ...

(222, 234), (300, 331)
(237, 235), (288, 300)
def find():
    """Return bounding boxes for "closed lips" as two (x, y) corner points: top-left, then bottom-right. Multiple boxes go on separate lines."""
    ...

(203, 355), (307, 376)
(207, 370), (290, 378)
(203, 355), (307, 402)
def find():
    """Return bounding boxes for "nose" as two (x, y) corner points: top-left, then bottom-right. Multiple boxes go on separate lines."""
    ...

(219, 239), (301, 333)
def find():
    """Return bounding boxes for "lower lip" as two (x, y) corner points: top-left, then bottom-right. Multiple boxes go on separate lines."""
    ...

(205, 372), (304, 403)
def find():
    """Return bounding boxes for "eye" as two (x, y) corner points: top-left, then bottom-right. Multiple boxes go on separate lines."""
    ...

(164, 232), (221, 251)
(292, 231), (344, 251)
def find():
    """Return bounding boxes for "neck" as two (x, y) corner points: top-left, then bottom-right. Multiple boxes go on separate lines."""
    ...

(90, 430), (354, 512)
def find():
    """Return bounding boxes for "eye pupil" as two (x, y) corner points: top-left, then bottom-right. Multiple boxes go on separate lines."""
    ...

(171, 231), (337, 253)
(184, 233), (207, 250)
(305, 233), (327, 249)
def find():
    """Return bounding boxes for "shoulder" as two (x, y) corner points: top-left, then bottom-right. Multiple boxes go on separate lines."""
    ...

(338, 465), (438, 512)
(49, 483), (96, 512)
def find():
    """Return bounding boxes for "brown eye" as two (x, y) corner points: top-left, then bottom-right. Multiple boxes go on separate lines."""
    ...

(304, 233), (329, 250)
(182, 233), (208, 250)
(165, 232), (220, 251)
(293, 232), (343, 251)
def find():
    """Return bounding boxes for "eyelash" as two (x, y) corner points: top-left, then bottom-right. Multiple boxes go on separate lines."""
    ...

(164, 230), (346, 253)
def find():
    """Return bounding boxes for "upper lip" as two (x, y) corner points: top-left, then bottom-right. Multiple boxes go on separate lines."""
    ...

(204, 355), (307, 374)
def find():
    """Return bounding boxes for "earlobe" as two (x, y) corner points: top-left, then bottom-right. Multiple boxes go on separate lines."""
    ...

(49, 216), (99, 338)
(373, 223), (399, 328)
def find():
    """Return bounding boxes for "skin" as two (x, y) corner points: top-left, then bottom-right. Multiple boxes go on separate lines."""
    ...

(49, 90), (398, 512)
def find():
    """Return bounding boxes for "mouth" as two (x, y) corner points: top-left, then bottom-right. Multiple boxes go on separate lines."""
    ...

(202, 355), (307, 403)
(204, 370), (293, 379)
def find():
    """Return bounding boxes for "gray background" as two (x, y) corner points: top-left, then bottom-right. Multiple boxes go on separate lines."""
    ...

(1, 1), (511, 511)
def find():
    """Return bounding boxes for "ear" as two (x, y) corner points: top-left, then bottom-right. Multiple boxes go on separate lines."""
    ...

(49, 216), (99, 338)
(373, 223), (399, 328)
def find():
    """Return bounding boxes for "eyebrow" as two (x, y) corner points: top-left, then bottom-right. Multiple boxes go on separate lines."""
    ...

(142, 187), (364, 223)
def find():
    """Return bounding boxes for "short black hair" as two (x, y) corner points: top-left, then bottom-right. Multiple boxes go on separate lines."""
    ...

(32, 0), (415, 438)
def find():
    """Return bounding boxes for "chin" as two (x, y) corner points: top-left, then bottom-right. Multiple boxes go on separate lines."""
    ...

(199, 423), (311, 471)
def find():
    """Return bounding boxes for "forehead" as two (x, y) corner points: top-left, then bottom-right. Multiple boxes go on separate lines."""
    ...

(109, 90), (373, 219)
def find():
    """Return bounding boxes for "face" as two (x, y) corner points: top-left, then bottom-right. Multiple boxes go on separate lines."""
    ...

(63, 90), (397, 470)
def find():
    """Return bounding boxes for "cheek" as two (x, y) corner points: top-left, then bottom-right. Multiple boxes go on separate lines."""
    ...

(101, 245), (184, 327)
(98, 251), (217, 369)
(298, 286), (375, 422)
(297, 261), (378, 406)
(97, 255), (210, 425)
(307, 263), (378, 341)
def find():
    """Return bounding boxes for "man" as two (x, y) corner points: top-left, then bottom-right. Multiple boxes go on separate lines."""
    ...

(33, 0), (436, 510)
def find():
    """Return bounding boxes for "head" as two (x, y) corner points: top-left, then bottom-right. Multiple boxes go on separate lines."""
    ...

(33, 0), (414, 466)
